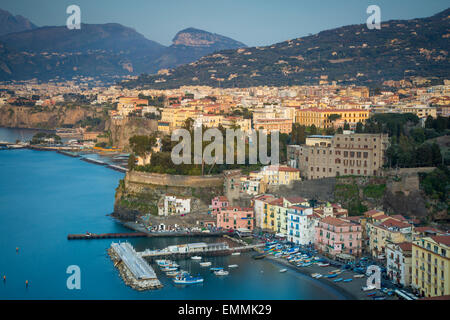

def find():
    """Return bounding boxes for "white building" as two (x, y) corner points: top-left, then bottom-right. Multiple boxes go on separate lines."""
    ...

(386, 242), (413, 287)
(158, 195), (191, 216)
(287, 206), (315, 245)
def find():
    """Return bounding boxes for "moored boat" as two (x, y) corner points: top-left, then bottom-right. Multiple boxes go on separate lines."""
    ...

(333, 278), (343, 282)
(173, 274), (204, 285)
(214, 270), (229, 276)
(228, 264), (238, 268)
(199, 262), (212, 267)
(210, 267), (224, 271)
(231, 252), (241, 256)
(191, 256), (202, 260)
(279, 269), (287, 273)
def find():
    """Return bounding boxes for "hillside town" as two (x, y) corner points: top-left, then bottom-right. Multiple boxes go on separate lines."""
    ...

(1, 78), (449, 300)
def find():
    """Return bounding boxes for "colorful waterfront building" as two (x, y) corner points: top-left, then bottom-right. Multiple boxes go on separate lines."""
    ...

(315, 217), (363, 258)
(252, 194), (276, 230)
(386, 242), (413, 287)
(287, 206), (315, 245)
(210, 196), (229, 216)
(367, 217), (413, 259)
(412, 235), (450, 298)
(217, 207), (254, 231)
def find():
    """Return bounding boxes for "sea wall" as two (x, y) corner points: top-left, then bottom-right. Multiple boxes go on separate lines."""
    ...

(106, 117), (158, 150)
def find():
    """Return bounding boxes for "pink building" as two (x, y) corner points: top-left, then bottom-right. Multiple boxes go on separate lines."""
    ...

(217, 207), (254, 231)
(315, 217), (362, 257)
(211, 196), (229, 216)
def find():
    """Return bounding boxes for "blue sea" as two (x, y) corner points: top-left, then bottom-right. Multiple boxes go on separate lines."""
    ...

(0, 129), (344, 300)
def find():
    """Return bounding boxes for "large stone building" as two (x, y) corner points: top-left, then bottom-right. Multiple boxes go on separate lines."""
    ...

(287, 132), (389, 180)
(295, 108), (369, 129)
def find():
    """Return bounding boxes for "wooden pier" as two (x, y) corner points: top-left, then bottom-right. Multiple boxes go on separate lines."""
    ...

(67, 232), (148, 240)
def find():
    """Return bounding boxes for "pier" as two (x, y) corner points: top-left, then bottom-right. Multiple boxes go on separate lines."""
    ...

(109, 242), (162, 290)
(67, 232), (148, 240)
(139, 242), (264, 260)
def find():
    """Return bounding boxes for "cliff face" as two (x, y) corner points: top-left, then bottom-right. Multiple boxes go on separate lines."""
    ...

(106, 117), (158, 150)
(0, 105), (98, 129)
(113, 171), (224, 221)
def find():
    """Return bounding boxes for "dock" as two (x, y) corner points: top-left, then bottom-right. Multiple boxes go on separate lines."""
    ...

(107, 164), (128, 173)
(109, 242), (162, 290)
(67, 232), (148, 240)
(80, 157), (107, 165)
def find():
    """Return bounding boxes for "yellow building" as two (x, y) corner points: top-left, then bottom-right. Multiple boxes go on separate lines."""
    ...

(295, 108), (369, 128)
(412, 236), (450, 298)
(367, 217), (413, 259)
(250, 165), (301, 186)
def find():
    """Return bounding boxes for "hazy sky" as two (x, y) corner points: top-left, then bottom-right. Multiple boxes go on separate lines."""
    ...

(1, 0), (448, 46)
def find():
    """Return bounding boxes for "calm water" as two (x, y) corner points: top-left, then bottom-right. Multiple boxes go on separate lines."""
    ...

(0, 131), (344, 299)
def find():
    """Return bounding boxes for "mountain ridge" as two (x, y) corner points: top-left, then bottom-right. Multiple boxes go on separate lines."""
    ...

(123, 8), (450, 89)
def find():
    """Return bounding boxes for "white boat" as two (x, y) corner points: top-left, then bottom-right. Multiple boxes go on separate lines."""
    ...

(279, 269), (287, 273)
(317, 263), (330, 267)
(199, 262), (212, 267)
(231, 252), (241, 256)
(354, 274), (365, 278)
(191, 256), (202, 260)
(214, 270), (229, 276)
(228, 264), (238, 268)
(173, 274), (204, 284)
(311, 273), (322, 279)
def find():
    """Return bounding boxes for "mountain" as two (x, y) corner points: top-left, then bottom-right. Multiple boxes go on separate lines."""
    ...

(0, 18), (246, 81)
(0, 9), (37, 36)
(123, 8), (450, 89)
(154, 28), (246, 70)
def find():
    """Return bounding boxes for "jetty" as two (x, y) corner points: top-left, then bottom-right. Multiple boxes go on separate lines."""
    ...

(67, 232), (148, 240)
(80, 157), (107, 165)
(108, 242), (162, 290)
(140, 242), (264, 260)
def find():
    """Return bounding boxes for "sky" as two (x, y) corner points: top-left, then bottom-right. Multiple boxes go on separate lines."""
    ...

(1, 0), (448, 47)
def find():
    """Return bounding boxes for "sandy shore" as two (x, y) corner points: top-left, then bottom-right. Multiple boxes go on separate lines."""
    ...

(265, 255), (395, 300)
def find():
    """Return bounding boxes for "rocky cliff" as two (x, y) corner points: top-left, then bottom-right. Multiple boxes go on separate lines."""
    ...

(113, 171), (224, 221)
(106, 117), (158, 150)
(0, 105), (99, 129)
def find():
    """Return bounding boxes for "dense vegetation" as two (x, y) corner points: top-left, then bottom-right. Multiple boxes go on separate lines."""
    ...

(30, 132), (62, 145)
(419, 166), (450, 216)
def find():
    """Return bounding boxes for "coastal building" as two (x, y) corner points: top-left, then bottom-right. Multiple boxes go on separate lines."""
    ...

(315, 217), (363, 258)
(210, 196), (229, 216)
(250, 165), (301, 186)
(367, 217), (413, 260)
(117, 97), (148, 116)
(287, 206), (315, 245)
(287, 132), (389, 179)
(386, 242), (413, 287)
(412, 235), (450, 298)
(252, 194), (276, 230)
(253, 118), (292, 134)
(216, 207), (254, 231)
(157, 195), (191, 216)
(295, 108), (369, 129)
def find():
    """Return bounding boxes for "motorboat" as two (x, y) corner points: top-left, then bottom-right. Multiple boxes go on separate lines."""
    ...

(279, 269), (287, 273)
(191, 256), (202, 260)
(199, 262), (212, 267)
(210, 267), (224, 271)
(343, 278), (353, 282)
(317, 263), (330, 267)
(231, 252), (241, 256)
(173, 274), (204, 284)
(333, 278), (343, 282)
(214, 270), (229, 276)
(228, 264), (238, 268)
(162, 266), (178, 272)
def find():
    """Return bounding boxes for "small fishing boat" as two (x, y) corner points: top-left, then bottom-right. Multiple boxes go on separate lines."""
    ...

(228, 264), (238, 268)
(162, 266), (178, 272)
(343, 278), (353, 282)
(317, 263), (330, 267)
(333, 278), (343, 282)
(231, 252), (241, 256)
(253, 254), (266, 260)
(311, 273), (322, 279)
(166, 270), (180, 277)
(191, 256), (202, 260)
(354, 274), (365, 278)
(362, 285), (376, 291)
(367, 292), (377, 297)
(173, 274), (204, 285)
(199, 262), (212, 267)
(327, 274), (338, 278)
(156, 259), (171, 266)
(214, 270), (229, 276)
(210, 267), (224, 271)
(372, 296), (386, 300)
(279, 269), (287, 273)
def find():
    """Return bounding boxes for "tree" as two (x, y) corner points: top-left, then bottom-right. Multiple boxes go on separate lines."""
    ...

(327, 114), (342, 122)
(355, 122), (364, 133)
(343, 122), (350, 130)
(129, 135), (156, 157)
(128, 154), (136, 170)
